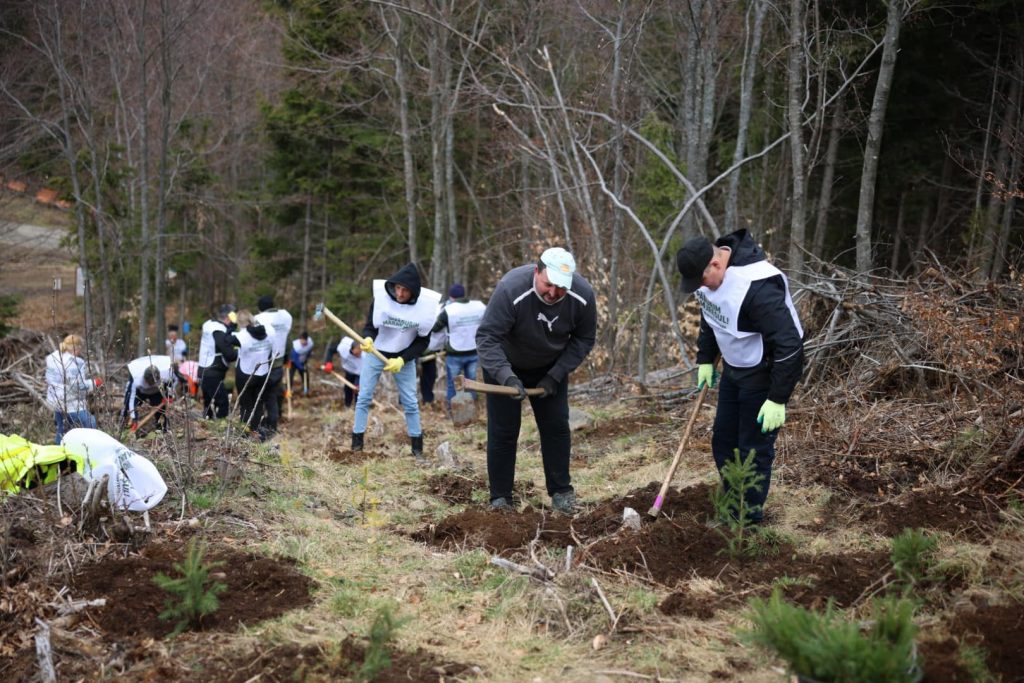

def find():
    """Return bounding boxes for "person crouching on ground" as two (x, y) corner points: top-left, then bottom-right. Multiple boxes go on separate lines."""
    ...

(44, 334), (101, 443)
(476, 247), (597, 515)
(122, 354), (176, 433)
(351, 263), (441, 461)
(675, 229), (804, 524)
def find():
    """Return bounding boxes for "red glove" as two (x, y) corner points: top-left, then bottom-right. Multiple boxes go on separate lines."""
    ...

(93, 377), (104, 389)
(323, 361), (333, 373)
(130, 421), (139, 432)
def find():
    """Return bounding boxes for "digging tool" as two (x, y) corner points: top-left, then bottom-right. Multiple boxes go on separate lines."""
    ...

(329, 371), (399, 413)
(455, 375), (544, 397)
(284, 361), (293, 420)
(128, 399), (167, 435)
(647, 385), (708, 519)
(313, 303), (389, 364)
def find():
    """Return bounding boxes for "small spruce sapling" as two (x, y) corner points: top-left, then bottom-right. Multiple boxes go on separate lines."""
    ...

(152, 538), (227, 636)
(890, 528), (938, 594)
(356, 604), (407, 682)
(710, 448), (765, 557)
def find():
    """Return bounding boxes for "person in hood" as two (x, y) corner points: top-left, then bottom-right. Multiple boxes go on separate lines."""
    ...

(676, 229), (804, 525)
(254, 294), (292, 436)
(351, 263), (441, 461)
(197, 304), (238, 419)
(44, 334), (101, 443)
(476, 247), (597, 516)
(232, 309), (274, 440)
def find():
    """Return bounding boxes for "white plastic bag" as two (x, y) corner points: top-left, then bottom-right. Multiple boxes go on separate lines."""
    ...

(62, 428), (167, 511)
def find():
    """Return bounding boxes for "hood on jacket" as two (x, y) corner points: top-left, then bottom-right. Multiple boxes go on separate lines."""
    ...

(384, 263), (422, 305)
(717, 229), (766, 268)
(246, 323), (268, 340)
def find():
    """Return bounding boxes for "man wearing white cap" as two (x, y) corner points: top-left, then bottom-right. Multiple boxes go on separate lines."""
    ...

(476, 247), (597, 515)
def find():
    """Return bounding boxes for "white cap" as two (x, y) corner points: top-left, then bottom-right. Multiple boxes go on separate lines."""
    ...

(540, 247), (576, 289)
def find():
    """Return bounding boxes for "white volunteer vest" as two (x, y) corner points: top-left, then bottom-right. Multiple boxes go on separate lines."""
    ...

(292, 338), (314, 361)
(695, 260), (802, 368)
(235, 329), (273, 376)
(427, 301), (447, 352)
(255, 309), (293, 360)
(198, 320), (227, 368)
(339, 337), (363, 375)
(370, 281), (442, 354)
(127, 355), (173, 384)
(445, 300), (486, 351)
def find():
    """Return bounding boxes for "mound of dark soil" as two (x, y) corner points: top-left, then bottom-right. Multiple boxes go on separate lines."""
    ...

(191, 637), (478, 682)
(412, 507), (572, 554)
(71, 541), (315, 639)
(425, 472), (482, 504)
(327, 448), (388, 464)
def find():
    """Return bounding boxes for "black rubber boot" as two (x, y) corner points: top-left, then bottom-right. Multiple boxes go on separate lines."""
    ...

(351, 432), (364, 452)
(411, 435), (425, 462)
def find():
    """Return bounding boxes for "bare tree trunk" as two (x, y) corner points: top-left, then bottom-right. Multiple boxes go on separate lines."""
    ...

(980, 50), (1022, 281)
(968, 35), (1001, 266)
(300, 195), (311, 330)
(725, 0), (768, 234)
(990, 51), (1024, 281)
(854, 0), (903, 276)
(384, 10), (418, 268)
(136, 0), (152, 355)
(606, 7), (627, 365)
(153, 0), (177, 356)
(890, 190), (906, 274)
(428, 13), (447, 290)
(786, 0), (808, 275)
(811, 93), (844, 261)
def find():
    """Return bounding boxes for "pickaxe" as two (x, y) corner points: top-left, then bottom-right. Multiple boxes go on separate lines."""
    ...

(313, 303), (389, 364)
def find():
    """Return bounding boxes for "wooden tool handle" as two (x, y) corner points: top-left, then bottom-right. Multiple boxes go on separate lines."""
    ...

(647, 385), (708, 518)
(320, 305), (389, 364)
(457, 376), (544, 397)
(330, 371), (397, 413)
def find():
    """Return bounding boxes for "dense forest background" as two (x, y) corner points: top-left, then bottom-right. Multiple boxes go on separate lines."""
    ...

(1, 0), (1021, 377)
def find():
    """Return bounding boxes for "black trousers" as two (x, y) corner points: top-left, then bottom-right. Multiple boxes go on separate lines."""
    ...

(200, 368), (230, 419)
(262, 366), (284, 434)
(344, 371), (359, 407)
(235, 369), (270, 437)
(484, 366), (572, 502)
(420, 358), (437, 403)
(712, 369), (778, 522)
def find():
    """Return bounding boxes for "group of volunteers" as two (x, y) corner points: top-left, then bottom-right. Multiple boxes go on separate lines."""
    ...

(42, 229), (802, 522)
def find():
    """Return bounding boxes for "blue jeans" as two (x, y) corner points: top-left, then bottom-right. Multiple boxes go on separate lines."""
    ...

(54, 410), (97, 444)
(354, 354), (421, 437)
(445, 353), (478, 404)
(711, 370), (778, 522)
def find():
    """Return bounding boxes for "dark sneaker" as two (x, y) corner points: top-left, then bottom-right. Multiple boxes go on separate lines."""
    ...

(490, 497), (513, 512)
(351, 432), (364, 452)
(551, 491), (578, 516)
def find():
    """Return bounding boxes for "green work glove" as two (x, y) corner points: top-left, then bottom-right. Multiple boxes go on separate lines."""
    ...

(697, 363), (717, 390)
(757, 399), (786, 432)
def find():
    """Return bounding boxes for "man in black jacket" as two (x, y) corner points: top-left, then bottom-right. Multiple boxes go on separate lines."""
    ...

(197, 304), (238, 419)
(676, 229), (804, 524)
(476, 247), (597, 515)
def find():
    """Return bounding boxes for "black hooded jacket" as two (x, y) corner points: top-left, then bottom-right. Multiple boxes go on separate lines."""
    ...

(695, 229), (804, 404)
(360, 262), (431, 361)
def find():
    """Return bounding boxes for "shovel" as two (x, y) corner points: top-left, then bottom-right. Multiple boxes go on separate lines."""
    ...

(313, 303), (389, 364)
(647, 385), (708, 519)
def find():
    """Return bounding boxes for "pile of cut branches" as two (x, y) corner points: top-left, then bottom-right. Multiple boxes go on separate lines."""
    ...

(0, 330), (55, 409)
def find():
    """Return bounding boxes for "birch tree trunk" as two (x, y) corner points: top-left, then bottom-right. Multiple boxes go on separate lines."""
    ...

(854, 0), (904, 276)
(811, 94), (844, 261)
(385, 11), (418, 268)
(136, 0), (152, 355)
(724, 0), (768, 234)
(300, 195), (311, 330)
(786, 0), (808, 275)
(428, 14), (448, 290)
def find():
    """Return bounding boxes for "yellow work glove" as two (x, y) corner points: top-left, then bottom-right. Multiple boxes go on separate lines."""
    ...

(384, 357), (405, 373)
(697, 363), (718, 389)
(360, 337), (375, 354)
(757, 400), (786, 432)
(227, 311), (238, 324)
